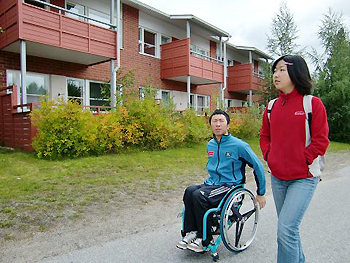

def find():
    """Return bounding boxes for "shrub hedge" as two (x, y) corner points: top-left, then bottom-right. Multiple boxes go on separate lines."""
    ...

(31, 97), (262, 159)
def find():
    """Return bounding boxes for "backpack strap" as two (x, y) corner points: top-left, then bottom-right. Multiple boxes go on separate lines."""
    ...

(303, 95), (313, 147)
(267, 98), (278, 123)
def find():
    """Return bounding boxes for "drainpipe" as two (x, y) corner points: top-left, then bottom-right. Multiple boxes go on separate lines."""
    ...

(110, 0), (121, 107)
(219, 36), (222, 62)
(186, 21), (191, 108)
(248, 51), (253, 106)
(221, 37), (230, 107)
(20, 40), (27, 106)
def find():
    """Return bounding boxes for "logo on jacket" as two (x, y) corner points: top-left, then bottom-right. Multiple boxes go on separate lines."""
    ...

(294, 111), (305, 116)
(225, 152), (232, 157)
(208, 151), (214, 157)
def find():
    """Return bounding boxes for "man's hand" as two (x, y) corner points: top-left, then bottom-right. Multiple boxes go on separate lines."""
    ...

(255, 195), (266, 209)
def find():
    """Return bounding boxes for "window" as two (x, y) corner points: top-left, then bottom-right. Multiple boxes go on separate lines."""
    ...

(7, 70), (49, 104)
(190, 44), (196, 52)
(66, 2), (85, 21)
(67, 78), (84, 104)
(161, 35), (171, 45)
(225, 99), (245, 108)
(139, 28), (157, 56)
(161, 91), (170, 105)
(139, 87), (145, 100)
(88, 8), (115, 29)
(26, 74), (49, 103)
(227, 59), (234, 66)
(90, 82), (110, 106)
(25, 0), (48, 9)
(190, 45), (210, 60)
(197, 95), (206, 113)
(190, 94), (210, 114)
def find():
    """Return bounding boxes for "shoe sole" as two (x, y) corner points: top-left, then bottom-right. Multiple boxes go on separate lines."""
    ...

(187, 246), (204, 253)
(176, 244), (188, 250)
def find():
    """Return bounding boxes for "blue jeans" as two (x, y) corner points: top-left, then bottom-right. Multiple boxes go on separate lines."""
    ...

(271, 175), (319, 263)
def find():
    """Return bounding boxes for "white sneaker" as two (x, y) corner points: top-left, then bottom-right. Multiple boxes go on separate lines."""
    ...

(176, 231), (197, 250)
(187, 238), (204, 253)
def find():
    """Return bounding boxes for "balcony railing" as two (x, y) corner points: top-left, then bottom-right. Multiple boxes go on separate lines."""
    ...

(0, 0), (117, 64)
(161, 38), (224, 84)
(227, 63), (265, 92)
(28, 0), (117, 29)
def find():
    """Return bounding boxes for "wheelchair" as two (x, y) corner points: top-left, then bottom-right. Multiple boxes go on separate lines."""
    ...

(180, 185), (259, 261)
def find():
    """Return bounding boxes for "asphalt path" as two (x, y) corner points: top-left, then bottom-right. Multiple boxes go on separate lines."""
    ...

(41, 166), (350, 263)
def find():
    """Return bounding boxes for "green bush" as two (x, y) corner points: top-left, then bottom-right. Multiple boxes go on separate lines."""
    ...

(179, 109), (211, 143)
(228, 106), (262, 140)
(31, 98), (99, 158)
(124, 95), (185, 150)
(31, 95), (213, 158)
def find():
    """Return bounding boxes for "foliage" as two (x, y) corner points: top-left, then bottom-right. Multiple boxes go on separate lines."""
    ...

(229, 106), (262, 140)
(31, 98), (100, 158)
(256, 60), (279, 105)
(179, 109), (211, 143)
(266, 1), (302, 57)
(313, 9), (350, 143)
(31, 88), (211, 158)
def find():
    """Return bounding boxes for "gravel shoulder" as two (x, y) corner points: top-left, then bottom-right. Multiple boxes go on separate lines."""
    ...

(1, 152), (349, 263)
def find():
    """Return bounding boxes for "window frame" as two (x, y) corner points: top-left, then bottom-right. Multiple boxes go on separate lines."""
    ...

(190, 93), (210, 114)
(89, 81), (110, 107)
(66, 77), (85, 105)
(139, 27), (157, 57)
(6, 69), (50, 105)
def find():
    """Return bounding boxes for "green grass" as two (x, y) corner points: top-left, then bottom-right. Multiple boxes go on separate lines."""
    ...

(0, 144), (209, 239)
(327, 141), (350, 152)
(0, 138), (349, 240)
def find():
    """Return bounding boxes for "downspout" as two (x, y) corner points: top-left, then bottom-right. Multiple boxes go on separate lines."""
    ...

(221, 37), (230, 106)
(186, 20), (191, 108)
(110, 0), (121, 107)
(20, 40), (27, 106)
(248, 51), (253, 106)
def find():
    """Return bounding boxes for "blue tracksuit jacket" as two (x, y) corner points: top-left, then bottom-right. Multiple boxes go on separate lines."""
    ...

(205, 134), (266, 196)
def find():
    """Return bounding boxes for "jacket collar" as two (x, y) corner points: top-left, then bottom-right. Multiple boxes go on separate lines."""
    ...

(279, 88), (299, 105)
(213, 133), (230, 144)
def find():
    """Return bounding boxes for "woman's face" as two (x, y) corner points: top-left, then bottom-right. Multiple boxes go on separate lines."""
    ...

(273, 60), (295, 94)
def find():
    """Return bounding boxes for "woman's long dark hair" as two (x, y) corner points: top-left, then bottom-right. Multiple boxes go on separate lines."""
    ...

(272, 55), (313, 95)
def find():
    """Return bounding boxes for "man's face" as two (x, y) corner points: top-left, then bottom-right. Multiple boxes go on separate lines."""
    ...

(210, 114), (229, 137)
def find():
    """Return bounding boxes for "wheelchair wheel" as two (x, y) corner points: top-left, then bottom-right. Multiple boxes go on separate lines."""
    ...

(220, 188), (259, 252)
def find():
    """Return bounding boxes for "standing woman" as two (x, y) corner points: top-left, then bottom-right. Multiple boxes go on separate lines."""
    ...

(260, 55), (329, 263)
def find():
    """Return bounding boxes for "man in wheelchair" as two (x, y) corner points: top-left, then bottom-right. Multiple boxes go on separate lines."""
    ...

(177, 109), (266, 253)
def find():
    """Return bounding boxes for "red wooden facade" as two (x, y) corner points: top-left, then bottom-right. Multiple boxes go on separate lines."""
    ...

(227, 63), (264, 92)
(161, 38), (224, 83)
(0, 0), (117, 59)
(0, 85), (36, 151)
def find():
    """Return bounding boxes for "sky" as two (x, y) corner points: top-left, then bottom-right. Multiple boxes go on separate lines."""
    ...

(140, 0), (350, 69)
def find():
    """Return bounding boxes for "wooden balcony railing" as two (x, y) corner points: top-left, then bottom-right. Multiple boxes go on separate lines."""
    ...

(0, 0), (117, 60)
(227, 63), (265, 92)
(161, 38), (224, 83)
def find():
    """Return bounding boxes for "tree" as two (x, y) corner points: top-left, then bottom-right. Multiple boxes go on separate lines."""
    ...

(308, 8), (344, 71)
(259, 2), (302, 105)
(313, 9), (350, 143)
(266, 1), (301, 57)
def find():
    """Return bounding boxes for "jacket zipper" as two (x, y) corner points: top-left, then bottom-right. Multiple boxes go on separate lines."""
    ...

(216, 139), (221, 182)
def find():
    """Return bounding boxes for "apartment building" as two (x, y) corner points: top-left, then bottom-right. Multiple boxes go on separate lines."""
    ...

(0, 0), (271, 149)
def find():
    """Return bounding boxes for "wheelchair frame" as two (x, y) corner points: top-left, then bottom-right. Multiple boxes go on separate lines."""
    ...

(181, 185), (259, 261)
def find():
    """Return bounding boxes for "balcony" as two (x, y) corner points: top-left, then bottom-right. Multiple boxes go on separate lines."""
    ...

(0, 0), (117, 65)
(161, 38), (224, 85)
(227, 63), (265, 93)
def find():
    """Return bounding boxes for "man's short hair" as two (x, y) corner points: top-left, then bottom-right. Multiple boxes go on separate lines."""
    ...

(209, 109), (230, 124)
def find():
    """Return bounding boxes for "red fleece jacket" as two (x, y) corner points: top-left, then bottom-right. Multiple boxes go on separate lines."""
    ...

(260, 89), (329, 180)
